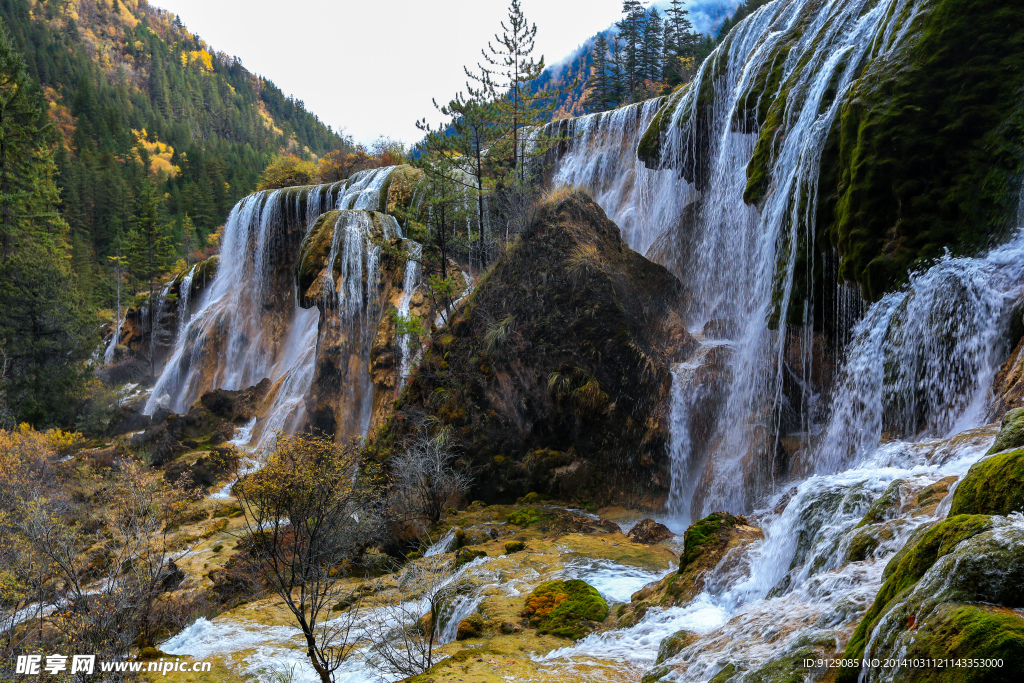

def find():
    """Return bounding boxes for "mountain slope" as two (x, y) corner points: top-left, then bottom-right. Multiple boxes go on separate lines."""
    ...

(0, 0), (348, 307)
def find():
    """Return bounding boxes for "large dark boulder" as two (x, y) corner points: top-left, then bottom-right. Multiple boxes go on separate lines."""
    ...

(376, 190), (694, 506)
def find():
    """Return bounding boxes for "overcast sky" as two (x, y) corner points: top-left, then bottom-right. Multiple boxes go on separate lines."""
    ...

(151, 0), (642, 146)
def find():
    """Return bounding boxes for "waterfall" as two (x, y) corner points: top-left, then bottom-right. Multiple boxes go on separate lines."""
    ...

(547, 0), (963, 518)
(548, 98), (695, 256)
(145, 167), (409, 449)
(397, 240), (423, 388)
(103, 315), (123, 366)
(817, 231), (1024, 473)
(337, 166), (398, 211)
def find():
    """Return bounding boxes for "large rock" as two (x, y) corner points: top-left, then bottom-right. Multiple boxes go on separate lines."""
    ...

(842, 516), (1024, 683)
(628, 518), (674, 544)
(521, 579), (609, 640)
(377, 190), (694, 506)
(949, 449), (1024, 516)
(618, 512), (762, 627)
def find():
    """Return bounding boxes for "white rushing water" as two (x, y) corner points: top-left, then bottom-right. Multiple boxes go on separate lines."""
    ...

(145, 168), (407, 451)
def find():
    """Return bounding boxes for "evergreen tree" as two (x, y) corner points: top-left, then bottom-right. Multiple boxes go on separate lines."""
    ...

(616, 0), (645, 100)
(664, 0), (701, 85)
(437, 82), (501, 269)
(584, 33), (622, 113)
(641, 8), (664, 85)
(180, 213), (198, 266)
(470, 0), (552, 184)
(125, 181), (176, 374)
(608, 36), (627, 107)
(0, 22), (92, 426)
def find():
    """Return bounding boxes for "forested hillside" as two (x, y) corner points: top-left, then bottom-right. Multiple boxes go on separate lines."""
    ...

(0, 0), (346, 308)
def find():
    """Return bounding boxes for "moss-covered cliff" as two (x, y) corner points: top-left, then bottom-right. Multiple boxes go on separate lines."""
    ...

(640, 0), (1024, 303)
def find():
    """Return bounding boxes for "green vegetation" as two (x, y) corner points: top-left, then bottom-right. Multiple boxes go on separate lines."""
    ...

(679, 512), (742, 572)
(0, 21), (92, 427)
(521, 579), (609, 639)
(949, 449), (1024, 516)
(507, 508), (540, 527)
(831, 0), (1024, 300)
(503, 540), (526, 554)
(0, 0), (345, 307)
(896, 603), (1024, 682)
(987, 407), (1024, 454)
(837, 515), (994, 681)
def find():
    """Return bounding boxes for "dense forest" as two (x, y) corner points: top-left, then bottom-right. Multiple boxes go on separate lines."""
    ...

(1, 0), (346, 311)
(0, 0), (355, 428)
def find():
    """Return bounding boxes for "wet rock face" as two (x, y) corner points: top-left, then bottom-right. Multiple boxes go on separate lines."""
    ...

(383, 191), (694, 506)
(130, 380), (270, 467)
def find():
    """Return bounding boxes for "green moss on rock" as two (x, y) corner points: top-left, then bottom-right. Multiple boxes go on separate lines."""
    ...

(987, 408), (1024, 454)
(655, 629), (698, 664)
(831, 0), (1024, 301)
(896, 603), (1024, 682)
(521, 579), (609, 640)
(949, 449), (1024, 516)
(680, 512), (744, 572)
(837, 515), (995, 681)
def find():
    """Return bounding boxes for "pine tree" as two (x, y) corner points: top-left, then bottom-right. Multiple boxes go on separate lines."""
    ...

(616, 1), (645, 100)
(470, 0), (553, 185)
(608, 36), (627, 108)
(583, 33), (613, 113)
(437, 83), (501, 269)
(180, 213), (198, 266)
(125, 181), (176, 374)
(664, 0), (701, 85)
(641, 8), (664, 85)
(0, 23), (92, 426)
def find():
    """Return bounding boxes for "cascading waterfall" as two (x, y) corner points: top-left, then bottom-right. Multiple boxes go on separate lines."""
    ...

(548, 98), (695, 256)
(537, 226), (1023, 681)
(548, 0), (956, 520)
(396, 240), (423, 387)
(145, 167), (406, 449)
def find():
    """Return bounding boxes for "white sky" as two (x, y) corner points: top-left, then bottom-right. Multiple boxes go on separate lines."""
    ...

(151, 0), (637, 147)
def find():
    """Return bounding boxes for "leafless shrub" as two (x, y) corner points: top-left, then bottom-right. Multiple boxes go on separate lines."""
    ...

(391, 430), (473, 527)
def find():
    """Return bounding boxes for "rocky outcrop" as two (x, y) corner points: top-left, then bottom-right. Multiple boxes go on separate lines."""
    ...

(295, 209), (434, 437)
(836, 514), (1024, 682)
(628, 519), (674, 544)
(129, 380), (271, 467)
(618, 512), (762, 627)
(949, 449), (1024, 516)
(375, 190), (694, 505)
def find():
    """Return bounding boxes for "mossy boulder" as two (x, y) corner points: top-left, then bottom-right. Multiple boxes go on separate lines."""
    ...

(655, 629), (698, 664)
(521, 579), (609, 640)
(949, 449), (1024, 516)
(845, 519), (1024, 682)
(455, 612), (485, 641)
(893, 603), (1024, 682)
(837, 514), (1008, 682)
(507, 508), (541, 527)
(503, 540), (526, 555)
(618, 512), (761, 627)
(680, 512), (754, 572)
(987, 408), (1024, 454)
(454, 548), (487, 568)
